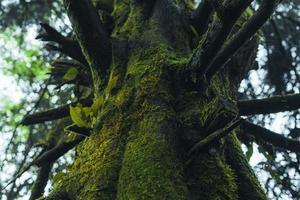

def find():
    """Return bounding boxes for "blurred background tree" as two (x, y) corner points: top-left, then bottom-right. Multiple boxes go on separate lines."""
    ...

(0, 0), (299, 199)
(0, 1), (74, 199)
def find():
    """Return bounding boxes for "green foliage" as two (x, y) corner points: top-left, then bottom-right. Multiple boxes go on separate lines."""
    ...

(0, 0), (64, 30)
(91, 96), (104, 115)
(70, 105), (90, 128)
(104, 74), (118, 99)
(2, 44), (49, 84)
(63, 67), (78, 81)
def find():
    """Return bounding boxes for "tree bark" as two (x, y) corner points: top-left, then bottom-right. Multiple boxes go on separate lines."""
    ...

(38, 0), (274, 199)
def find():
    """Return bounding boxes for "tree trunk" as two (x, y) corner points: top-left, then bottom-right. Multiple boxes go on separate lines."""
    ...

(40, 0), (270, 199)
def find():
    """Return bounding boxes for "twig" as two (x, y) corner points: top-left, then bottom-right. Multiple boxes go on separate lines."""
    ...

(1, 135), (86, 191)
(188, 117), (243, 155)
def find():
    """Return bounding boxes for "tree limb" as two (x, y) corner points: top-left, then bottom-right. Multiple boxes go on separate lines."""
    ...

(206, 0), (280, 81)
(190, 0), (253, 78)
(188, 117), (242, 155)
(238, 93), (300, 115)
(37, 23), (87, 65)
(64, 0), (112, 77)
(1, 134), (86, 192)
(241, 121), (300, 153)
(35, 135), (86, 167)
(21, 99), (93, 125)
(29, 163), (53, 200)
(225, 134), (269, 199)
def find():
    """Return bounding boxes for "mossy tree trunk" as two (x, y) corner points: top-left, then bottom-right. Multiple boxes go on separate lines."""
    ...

(40, 0), (278, 199)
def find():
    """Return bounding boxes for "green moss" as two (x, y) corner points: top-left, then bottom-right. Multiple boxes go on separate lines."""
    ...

(177, 92), (209, 129)
(57, 111), (128, 200)
(187, 153), (238, 200)
(112, 3), (142, 37)
(225, 134), (268, 200)
(111, 1), (129, 31)
(117, 113), (187, 200)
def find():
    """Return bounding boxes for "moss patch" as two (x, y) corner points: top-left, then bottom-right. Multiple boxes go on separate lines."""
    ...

(117, 113), (187, 200)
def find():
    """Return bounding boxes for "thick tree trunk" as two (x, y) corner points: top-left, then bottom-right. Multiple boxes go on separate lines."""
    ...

(39, 1), (269, 199)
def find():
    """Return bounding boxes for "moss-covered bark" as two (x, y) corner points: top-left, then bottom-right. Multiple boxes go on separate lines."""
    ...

(40, 1), (269, 199)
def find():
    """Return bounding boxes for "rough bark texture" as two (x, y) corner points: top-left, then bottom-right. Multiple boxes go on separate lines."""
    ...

(38, 1), (270, 199)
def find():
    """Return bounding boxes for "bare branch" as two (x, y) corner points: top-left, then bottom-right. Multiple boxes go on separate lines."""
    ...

(29, 163), (53, 200)
(1, 134), (87, 191)
(190, 0), (253, 77)
(238, 93), (300, 116)
(188, 117), (242, 155)
(206, 0), (280, 81)
(1, 150), (46, 191)
(64, 0), (112, 76)
(241, 121), (300, 153)
(35, 135), (86, 167)
(21, 99), (93, 125)
(37, 23), (87, 65)
(224, 134), (269, 199)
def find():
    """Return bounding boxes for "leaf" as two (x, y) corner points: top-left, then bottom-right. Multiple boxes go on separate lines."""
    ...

(83, 107), (92, 117)
(105, 75), (118, 95)
(91, 95), (104, 115)
(70, 105), (87, 127)
(245, 143), (253, 161)
(63, 67), (78, 81)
